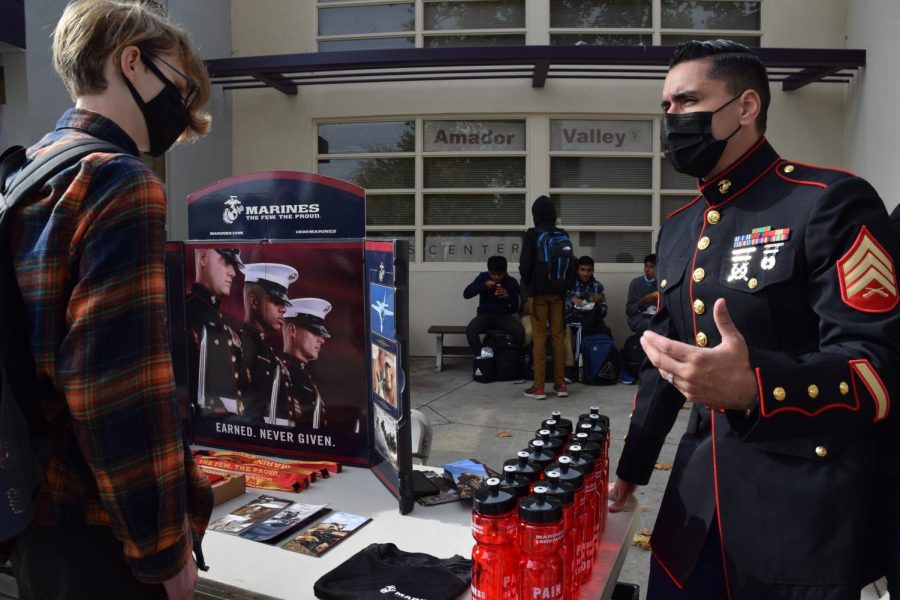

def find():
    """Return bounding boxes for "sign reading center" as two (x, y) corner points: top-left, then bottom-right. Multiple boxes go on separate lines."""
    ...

(425, 120), (526, 152)
(551, 119), (652, 152)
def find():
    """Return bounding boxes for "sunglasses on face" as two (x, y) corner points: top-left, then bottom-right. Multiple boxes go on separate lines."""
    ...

(139, 48), (199, 108)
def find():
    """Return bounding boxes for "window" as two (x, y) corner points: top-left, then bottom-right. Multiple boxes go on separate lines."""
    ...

(317, 1), (526, 52)
(423, 119), (527, 262)
(660, 0), (762, 46)
(550, 119), (655, 262)
(424, 0), (526, 47)
(317, 2), (415, 52)
(316, 121), (416, 256)
(315, 116), (717, 265)
(550, 0), (762, 47)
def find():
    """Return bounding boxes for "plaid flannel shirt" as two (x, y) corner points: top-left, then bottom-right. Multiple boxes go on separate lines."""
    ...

(566, 277), (607, 320)
(8, 109), (212, 583)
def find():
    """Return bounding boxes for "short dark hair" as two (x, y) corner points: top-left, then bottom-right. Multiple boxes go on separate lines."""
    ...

(669, 39), (770, 133)
(487, 255), (507, 273)
(577, 255), (594, 267)
(644, 254), (656, 265)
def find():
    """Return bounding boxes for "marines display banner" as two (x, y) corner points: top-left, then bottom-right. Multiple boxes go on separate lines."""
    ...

(180, 241), (369, 465)
(186, 172), (365, 241)
(366, 240), (414, 514)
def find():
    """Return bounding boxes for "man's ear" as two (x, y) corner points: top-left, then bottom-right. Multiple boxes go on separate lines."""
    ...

(248, 292), (259, 311)
(197, 249), (209, 267)
(738, 89), (761, 128)
(119, 45), (143, 84)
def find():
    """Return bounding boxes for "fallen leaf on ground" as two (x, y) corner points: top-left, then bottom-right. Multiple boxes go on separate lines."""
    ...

(641, 528), (652, 536)
(641, 507), (652, 513)
(654, 462), (673, 471)
(632, 533), (652, 550)
(496, 431), (513, 438)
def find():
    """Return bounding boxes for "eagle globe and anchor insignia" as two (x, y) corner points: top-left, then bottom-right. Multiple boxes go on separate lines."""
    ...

(223, 195), (244, 224)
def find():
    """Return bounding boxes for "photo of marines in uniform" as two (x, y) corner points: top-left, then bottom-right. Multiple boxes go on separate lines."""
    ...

(279, 298), (332, 430)
(185, 248), (244, 417)
(238, 263), (298, 424)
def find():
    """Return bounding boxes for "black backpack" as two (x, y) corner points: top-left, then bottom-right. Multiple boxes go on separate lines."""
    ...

(488, 333), (523, 381)
(534, 228), (575, 295)
(0, 138), (123, 542)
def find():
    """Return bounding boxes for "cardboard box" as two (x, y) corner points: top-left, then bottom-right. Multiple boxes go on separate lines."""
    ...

(200, 467), (246, 506)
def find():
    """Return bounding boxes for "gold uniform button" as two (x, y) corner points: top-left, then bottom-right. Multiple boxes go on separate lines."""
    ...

(696, 332), (708, 347)
(717, 179), (732, 194)
(692, 268), (705, 282)
(693, 299), (706, 315)
(773, 387), (786, 402)
(707, 210), (721, 225)
(807, 385), (819, 399)
(815, 446), (828, 458)
(748, 278), (758, 289)
(660, 279), (667, 288)
(697, 236), (710, 250)
(839, 381), (849, 395)
(783, 164), (795, 174)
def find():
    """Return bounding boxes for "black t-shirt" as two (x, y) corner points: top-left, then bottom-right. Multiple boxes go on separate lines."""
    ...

(313, 543), (471, 600)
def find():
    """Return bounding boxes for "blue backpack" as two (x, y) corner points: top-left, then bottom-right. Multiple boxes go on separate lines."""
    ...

(535, 228), (575, 295)
(580, 334), (619, 386)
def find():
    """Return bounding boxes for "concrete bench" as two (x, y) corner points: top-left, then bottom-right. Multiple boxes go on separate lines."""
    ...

(427, 325), (470, 372)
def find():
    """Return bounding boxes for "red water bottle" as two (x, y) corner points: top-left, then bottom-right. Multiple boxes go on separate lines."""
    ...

(499, 465), (531, 500)
(518, 486), (565, 600)
(544, 470), (578, 599)
(573, 433), (605, 535)
(503, 451), (543, 489)
(529, 430), (563, 458)
(522, 440), (555, 476)
(565, 444), (599, 573)
(537, 419), (568, 449)
(541, 411), (573, 442)
(544, 455), (587, 585)
(472, 478), (519, 600)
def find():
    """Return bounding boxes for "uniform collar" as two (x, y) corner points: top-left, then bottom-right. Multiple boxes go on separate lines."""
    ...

(54, 108), (141, 156)
(240, 323), (266, 341)
(191, 282), (220, 309)
(698, 137), (780, 206)
(281, 354), (307, 370)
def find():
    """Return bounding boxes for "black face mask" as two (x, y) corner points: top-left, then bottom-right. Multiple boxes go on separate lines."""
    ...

(661, 93), (743, 179)
(122, 55), (190, 157)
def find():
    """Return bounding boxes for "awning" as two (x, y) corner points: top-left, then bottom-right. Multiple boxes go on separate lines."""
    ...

(205, 45), (866, 96)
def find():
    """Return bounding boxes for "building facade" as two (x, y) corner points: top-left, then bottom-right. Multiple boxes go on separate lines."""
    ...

(2, 0), (899, 355)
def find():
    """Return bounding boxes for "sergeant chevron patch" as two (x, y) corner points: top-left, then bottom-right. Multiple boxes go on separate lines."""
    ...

(837, 225), (898, 313)
(850, 359), (890, 422)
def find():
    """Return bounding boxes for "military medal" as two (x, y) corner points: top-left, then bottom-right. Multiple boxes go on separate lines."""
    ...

(727, 247), (756, 282)
(760, 243), (784, 270)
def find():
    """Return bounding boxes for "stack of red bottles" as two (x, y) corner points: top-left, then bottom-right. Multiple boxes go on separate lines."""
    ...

(545, 454), (588, 586)
(543, 470), (578, 599)
(471, 477), (519, 600)
(518, 486), (565, 600)
(565, 445), (600, 578)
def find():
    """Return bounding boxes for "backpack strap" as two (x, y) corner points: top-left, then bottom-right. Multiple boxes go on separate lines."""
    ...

(0, 138), (125, 438)
(1, 139), (125, 213)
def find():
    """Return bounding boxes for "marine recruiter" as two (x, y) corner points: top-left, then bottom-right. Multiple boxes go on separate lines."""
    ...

(609, 40), (900, 600)
(186, 248), (244, 417)
(238, 263), (298, 424)
(279, 298), (331, 430)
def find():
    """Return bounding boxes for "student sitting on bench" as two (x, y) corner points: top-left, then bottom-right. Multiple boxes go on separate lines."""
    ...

(566, 255), (611, 337)
(463, 256), (524, 355)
